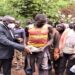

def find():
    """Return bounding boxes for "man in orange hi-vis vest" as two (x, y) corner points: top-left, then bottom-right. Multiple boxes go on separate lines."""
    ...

(24, 14), (53, 75)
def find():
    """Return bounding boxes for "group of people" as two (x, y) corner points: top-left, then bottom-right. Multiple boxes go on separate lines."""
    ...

(0, 14), (75, 75)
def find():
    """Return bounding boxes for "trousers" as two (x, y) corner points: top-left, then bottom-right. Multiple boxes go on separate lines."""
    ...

(0, 58), (12, 75)
(24, 51), (51, 75)
(59, 53), (73, 75)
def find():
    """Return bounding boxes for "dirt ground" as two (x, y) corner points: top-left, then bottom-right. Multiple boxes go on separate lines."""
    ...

(11, 66), (55, 75)
(11, 66), (39, 75)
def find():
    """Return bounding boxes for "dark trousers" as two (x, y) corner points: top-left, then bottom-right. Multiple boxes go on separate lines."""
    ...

(24, 53), (44, 75)
(66, 57), (75, 75)
(24, 52), (50, 75)
(53, 57), (62, 75)
(49, 49), (61, 75)
(59, 53), (73, 75)
(0, 58), (12, 75)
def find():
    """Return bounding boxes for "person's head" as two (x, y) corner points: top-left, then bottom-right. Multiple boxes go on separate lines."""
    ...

(46, 18), (53, 25)
(69, 23), (74, 29)
(54, 21), (59, 28)
(59, 19), (65, 23)
(34, 14), (47, 28)
(15, 20), (21, 28)
(0, 16), (3, 21)
(56, 24), (65, 34)
(0, 16), (3, 24)
(3, 15), (15, 29)
(72, 23), (75, 31)
(26, 19), (34, 25)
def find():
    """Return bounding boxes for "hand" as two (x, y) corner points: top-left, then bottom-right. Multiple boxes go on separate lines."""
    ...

(54, 52), (60, 61)
(17, 38), (23, 43)
(24, 46), (32, 54)
(54, 48), (60, 60)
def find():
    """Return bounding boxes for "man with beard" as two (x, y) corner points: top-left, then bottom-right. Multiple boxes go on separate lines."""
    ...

(24, 14), (53, 75)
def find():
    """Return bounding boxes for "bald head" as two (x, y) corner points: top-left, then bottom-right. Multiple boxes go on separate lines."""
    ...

(3, 15), (15, 21)
(3, 15), (15, 25)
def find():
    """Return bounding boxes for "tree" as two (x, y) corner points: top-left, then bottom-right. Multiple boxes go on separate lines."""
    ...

(0, 0), (75, 26)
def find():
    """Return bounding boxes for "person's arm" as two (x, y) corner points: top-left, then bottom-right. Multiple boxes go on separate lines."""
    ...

(23, 30), (26, 45)
(0, 30), (24, 51)
(53, 30), (60, 60)
(25, 26), (29, 45)
(0, 28), (32, 54)
(46, 26), (54, 47)
(54, 30), (60, 52)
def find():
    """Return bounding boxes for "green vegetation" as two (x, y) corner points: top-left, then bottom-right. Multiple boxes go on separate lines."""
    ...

(0, 0), (75, 26)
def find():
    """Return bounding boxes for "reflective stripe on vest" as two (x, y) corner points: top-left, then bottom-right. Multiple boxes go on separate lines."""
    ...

(28, 24), (48, 47)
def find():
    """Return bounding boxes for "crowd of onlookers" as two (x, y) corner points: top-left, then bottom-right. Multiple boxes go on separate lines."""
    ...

(0, 14), (75, 75)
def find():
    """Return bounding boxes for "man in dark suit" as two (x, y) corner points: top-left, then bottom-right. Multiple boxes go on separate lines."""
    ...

(0, 15), (31, 75)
